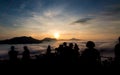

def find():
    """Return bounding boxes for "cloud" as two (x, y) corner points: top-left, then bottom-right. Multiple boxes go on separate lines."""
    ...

(43, 9), (62, 18)
(99, 5), (120, 21)
(71, 17), (93, 25)
(69, 4), (120, 26)
(102, 5), (120, 16)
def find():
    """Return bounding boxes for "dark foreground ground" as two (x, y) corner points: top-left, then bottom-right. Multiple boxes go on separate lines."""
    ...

(0, 57), (120, 74)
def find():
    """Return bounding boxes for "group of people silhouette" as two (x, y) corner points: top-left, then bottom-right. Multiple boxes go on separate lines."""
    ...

(7, 37), (120, 67)
(8, 46), (30, 62)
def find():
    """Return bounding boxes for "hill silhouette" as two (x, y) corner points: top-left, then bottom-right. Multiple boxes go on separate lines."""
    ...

(0, 36), (42, 44)
(0, 36), (57, 44)
(58, 38), (81, 41)
(69, 38), (81, 41)
(42, 38), (57, 42)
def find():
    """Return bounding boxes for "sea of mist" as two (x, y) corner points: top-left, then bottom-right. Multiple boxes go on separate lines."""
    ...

(0, 40), (118, 60)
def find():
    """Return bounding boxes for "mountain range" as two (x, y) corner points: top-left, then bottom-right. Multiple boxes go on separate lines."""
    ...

(0, 36), (57, 44)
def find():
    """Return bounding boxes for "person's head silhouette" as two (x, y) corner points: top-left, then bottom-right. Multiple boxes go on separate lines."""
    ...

(24, 46), (28, 50)
(86, 41), (95, 49)
(11, 46), (15, 51)
(59, 44), (63, 48)
(48, 45), (51, 48)
(47, 45), (51, 51)
(69, 43), (73, 48)
(75, 43), (78, 47)
(63, 42), (67, 46)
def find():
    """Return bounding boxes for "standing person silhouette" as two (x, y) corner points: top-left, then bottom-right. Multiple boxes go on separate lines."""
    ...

(73, 43), (80, 62)
(74, 43), (80, 56)
(114, 37), (120, 63)
(46, 45), (52, 56)
(8, 46), (18, 62)
(81, 41), (101, 66)
(22, 46), (30, 61)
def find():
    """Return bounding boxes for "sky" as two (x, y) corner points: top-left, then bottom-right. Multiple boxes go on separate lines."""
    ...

(0, 0), (120, 40)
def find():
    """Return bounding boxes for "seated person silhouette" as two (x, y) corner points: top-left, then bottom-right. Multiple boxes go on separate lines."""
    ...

(81, 41), (100, 66)
(8, 46), (18, 61)
(114, 37), (120, 63)
(22, 46), (30, 61)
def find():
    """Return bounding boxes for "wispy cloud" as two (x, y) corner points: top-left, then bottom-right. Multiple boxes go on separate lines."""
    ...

(98, 4), (120, 21)
(71, 17), (93, 25)
(102, 5), (120, 16)
(43, 9), (62, 18)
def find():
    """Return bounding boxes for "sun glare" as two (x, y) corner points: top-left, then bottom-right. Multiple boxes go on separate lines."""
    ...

(54, 32), (60, 39)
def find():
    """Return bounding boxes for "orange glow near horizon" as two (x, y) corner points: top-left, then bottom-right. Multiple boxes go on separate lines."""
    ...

(0, 31), (119, 40)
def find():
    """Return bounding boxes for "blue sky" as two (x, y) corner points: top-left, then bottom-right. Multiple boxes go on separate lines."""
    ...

(0, 0), (120, 40)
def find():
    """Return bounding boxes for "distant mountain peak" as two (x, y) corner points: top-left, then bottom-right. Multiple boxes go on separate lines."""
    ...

(42, 37), (57, 41)
(0, 36), (41, 44)
(70, 38), (81, 40)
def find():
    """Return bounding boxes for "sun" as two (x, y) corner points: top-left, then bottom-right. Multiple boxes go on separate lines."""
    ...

(54, 32), (60, 39)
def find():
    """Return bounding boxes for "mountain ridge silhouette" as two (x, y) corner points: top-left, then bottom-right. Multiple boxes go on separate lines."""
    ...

(0, 36), (57, 44)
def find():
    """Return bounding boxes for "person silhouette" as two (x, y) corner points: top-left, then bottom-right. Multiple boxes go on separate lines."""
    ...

(8, 46), (18, 61)
(73, 43), (80, 60)
(114, 37), (120, 63)
(74, 43), (80, 56)
(81, 41), (100, 66)
(62, 42), (69, 57)
(66, 43), (74, 60)
(63, 42), (68, 48)
(56, 44), (64, 56)
(46, 45), (52, 56)
(22, 46), (30, 61)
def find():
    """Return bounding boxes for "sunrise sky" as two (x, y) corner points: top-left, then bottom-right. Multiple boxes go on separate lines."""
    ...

(0, 0), (120, 40)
